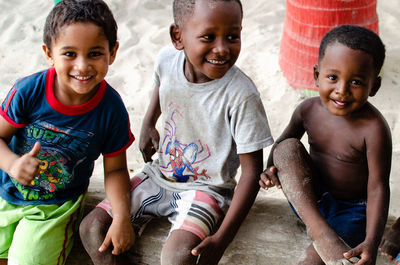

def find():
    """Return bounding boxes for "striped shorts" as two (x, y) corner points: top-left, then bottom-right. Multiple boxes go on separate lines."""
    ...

(98, 173), (223, 240)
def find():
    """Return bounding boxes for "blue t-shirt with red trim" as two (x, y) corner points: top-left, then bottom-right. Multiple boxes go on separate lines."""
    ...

(0, 68), (134, 205)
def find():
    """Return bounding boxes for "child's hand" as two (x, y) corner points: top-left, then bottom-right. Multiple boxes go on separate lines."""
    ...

(259, 166), (281, 190)
(98, 216), (135, 255)
(191, 234), (226, 265)
(9, 142), (41, 186)
(343, 241), (376, 265)
(139, 125), (159, 162)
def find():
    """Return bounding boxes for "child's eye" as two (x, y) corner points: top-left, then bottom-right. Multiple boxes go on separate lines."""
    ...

(227, 34), (240, 42)
(351, 79), (362, 86)
(328, 75), (337, 81)
(64, 51), (76, 57)
(202, 35), (215, 41)
(88, 51), (103, 57)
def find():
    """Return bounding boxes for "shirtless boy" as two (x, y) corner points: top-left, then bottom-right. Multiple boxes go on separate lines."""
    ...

(260, 25), (392, 265)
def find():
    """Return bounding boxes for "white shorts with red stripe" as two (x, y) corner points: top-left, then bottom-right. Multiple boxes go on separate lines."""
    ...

(98, 173), (223, 240)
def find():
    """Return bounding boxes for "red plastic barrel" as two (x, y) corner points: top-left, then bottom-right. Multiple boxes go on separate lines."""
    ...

(279, 0), (379, 94)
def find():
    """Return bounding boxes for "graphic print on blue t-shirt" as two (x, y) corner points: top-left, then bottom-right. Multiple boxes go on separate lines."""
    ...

(159, 102), (211, 183)
(10, 120), (93, 201)
(0, 68), (134, 205)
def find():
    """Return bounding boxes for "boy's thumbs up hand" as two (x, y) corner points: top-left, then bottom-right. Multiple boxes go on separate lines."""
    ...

(9, 141), (41, 186)
(29, 141), (41, 157)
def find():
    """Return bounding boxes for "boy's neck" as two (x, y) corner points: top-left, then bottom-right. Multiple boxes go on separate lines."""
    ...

(53, 76), (101, 106)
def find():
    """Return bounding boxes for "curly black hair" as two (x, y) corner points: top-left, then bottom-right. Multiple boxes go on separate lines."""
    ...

(173, 0), (243, 26)
(43, 0), (117, 51)
(319, 25), (385, 75)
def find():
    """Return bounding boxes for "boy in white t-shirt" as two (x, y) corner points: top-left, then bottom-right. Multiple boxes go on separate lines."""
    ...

(80, 1), (273, 264)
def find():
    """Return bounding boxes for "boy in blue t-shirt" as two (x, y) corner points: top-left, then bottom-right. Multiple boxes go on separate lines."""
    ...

(0, 1), (135, 264)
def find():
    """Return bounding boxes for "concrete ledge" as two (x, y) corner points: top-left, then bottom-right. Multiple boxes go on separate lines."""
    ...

(67, 189), (393, 264)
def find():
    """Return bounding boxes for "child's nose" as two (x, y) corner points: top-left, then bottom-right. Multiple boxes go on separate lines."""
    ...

(213, 39), (229, 56)
(335, 81), (349, 95)
(75, 56), (90, 70)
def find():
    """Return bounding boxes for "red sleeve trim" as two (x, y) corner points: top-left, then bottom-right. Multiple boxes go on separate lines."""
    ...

(0, 109), (27, 128)
(102, 131), (135, 158)
(3, 88), (17, 114)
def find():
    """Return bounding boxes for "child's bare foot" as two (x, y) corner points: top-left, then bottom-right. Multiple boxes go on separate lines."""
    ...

(379, 219), (400, 262)
(312, 230), (359, 265)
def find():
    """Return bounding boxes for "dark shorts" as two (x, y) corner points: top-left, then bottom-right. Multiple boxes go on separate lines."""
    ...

(290, 185), (366, 248)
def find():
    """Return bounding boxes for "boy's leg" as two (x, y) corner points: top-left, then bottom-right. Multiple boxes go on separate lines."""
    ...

(160, 189), (223, 265)
(0, 194), (84, 265)
(79, 207), (131, 265)
(297, 244), (324, 265)
(0, 198), (18, 262)
(161, 229), (202, 265)
(80, 173), (163, 265)
(273, 138), (358, 265)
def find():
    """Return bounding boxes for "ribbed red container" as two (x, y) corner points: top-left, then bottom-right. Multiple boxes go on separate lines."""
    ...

(279, 0), (379, 93)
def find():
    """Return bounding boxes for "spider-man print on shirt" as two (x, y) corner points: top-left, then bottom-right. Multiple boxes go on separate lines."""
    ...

(159, 102), (211, 183)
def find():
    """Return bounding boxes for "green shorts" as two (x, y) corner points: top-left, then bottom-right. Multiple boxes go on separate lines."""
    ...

(0, 194), (85, 265)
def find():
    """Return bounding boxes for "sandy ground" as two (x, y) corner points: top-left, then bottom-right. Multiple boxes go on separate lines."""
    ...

(0, 0), (399, 264)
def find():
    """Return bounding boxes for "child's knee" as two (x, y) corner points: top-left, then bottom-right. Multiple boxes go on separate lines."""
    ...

(79, 207), (111, 248)
(273, 138), (306, 168)
(274, 138), (303, 158)
(161, 246), (196, 265)
(160, 230), (200, 265)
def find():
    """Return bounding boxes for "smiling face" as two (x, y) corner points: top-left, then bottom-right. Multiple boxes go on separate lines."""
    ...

(170, 0), (242, 83)
(314, 42), (381, 117)
(43, 22), (118, 106)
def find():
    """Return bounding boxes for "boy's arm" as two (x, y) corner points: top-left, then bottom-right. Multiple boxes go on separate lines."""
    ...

(192, 149), (263, 265)
(344, 120), (392, 264)
(0, 116), (40, 185)
(99, 152), (135, 255)
(260, 102), (306, 190)
(139, 84), (161, 162)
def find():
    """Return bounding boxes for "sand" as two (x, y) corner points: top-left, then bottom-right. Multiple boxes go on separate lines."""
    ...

(0, 0), (398, 264)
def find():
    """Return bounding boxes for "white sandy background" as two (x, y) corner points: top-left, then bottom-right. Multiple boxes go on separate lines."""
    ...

(0, 0), (398, 264)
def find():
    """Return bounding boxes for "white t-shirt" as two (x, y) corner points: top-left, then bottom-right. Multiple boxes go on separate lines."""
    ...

(143, 46), (273, 207)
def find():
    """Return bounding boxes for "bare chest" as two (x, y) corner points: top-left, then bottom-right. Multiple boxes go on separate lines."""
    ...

(304, 115), (367, 164)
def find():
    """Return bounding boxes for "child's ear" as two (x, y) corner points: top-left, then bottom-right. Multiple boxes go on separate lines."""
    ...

(109, 41), (119, 65)
(42, 45), (54, 67)
(369, 76), (381, 97)
(313, 64), (319, 87)
(170, 24), (184, 50)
